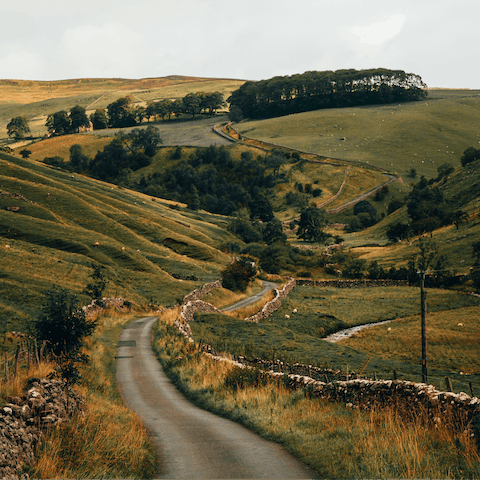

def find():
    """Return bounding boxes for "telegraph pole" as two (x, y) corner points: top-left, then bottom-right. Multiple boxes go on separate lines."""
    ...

(419, 271), (428, 384)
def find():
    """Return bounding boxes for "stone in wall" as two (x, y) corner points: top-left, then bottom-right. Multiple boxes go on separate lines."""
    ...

(245, 278), (296, 323)
(0, 378), (86, 480)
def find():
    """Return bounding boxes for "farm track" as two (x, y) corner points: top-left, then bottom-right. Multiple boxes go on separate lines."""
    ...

(213, 121), (401, 215)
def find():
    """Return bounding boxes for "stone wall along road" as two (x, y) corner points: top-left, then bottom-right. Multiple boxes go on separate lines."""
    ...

(116, 316), (317, 479)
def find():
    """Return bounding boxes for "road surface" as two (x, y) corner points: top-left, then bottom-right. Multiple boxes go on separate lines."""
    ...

(222, 280), (278, 312)
(116, 316), (317, 479)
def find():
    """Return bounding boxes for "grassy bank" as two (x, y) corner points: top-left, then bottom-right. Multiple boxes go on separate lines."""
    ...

(190, 285), (480, 392)
(236, 90), (480, 179)
(28, 309), (157, 479)
(152, 309), (480, 479)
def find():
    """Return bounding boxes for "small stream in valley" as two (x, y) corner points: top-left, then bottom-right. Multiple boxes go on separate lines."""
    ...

(324, 318), (396, 343)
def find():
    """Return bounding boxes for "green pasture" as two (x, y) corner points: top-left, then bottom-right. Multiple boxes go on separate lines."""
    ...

(0, 152), (237, 331)
(191, 285), (480, 393)
(236, 90), (480, 179)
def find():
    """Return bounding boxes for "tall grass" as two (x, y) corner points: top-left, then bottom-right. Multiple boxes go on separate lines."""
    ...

(341, 305), (480, 375)
(152, 310), (480, 479)
(28, 309), (157, 479)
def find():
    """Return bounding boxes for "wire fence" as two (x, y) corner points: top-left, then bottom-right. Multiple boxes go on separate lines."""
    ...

(0, 337), (46, 385)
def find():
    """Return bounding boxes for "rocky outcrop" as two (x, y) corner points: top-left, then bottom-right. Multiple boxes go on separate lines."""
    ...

(0, 378), (86, 480)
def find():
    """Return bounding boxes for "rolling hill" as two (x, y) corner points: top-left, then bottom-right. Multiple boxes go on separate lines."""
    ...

(0, 150), (239, 332)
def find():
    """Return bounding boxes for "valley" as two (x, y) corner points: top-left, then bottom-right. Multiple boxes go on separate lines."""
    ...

(1, 76), (480, 478)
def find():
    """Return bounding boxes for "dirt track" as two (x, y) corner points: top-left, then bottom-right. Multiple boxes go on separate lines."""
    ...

(116, 316), (317, 479)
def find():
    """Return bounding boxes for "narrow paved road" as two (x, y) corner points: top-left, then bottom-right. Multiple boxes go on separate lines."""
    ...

(222, 280), (278, 312)
(116, 316), (317, 479)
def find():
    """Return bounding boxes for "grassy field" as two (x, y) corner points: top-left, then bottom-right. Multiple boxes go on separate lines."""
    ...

(0, 151), (239, 332)
(153, 309), (480, 479)
(235, 90), (480, 179)
(0, 76), (245, 141)
(190, 285), (480, 393)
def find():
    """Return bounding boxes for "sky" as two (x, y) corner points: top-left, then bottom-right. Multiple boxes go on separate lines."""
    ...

(1, 0), (479, 88)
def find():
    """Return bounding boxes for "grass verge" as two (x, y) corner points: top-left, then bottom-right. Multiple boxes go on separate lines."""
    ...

(28, 309), (157, 479)
(152, 309), (480, 479)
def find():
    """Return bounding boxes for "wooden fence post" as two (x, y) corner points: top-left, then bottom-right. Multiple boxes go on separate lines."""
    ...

(5, 352), (9, 383)
(14, 345), (20, 377)
(445, 377), (453, 392)
(469, 382), (475, 398)
(34, 340), (40, 368)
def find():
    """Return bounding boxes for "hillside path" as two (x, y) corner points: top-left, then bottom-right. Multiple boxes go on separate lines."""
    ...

(116, 316), (317, 479)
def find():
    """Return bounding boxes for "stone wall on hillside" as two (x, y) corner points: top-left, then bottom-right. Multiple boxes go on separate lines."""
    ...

(83, 297), (130, 318)
(176, 300), (223, 339)
(182, 280), (222, 305)
(296, 279), (408, 288)
(0, 378), (86, 480)
(244, 278), (296, 323)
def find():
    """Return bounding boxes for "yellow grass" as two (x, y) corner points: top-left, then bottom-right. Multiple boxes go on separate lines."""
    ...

(341, 305), (480, 374)
(225, 289), (276, 319)
(152, 312), (480, 479)
(21, 134), (111, 162)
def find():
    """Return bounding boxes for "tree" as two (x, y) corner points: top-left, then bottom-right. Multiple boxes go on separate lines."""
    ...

(386, 222), (410, 242)
(296, 207), (327, 242)
(46, 110), (71, 135)
(70, 105), (90, 132)
(7, 116), (30, 140)
(342, 258), (366, 279)
(461, 147), (480, 167)
(221, 255), (257, 292)
(83, 264), (107, 302)
(227, 216), (263, 243)
(182, 93), (201, 118)
(90, 109), (108, 130)
(263, 218), (287, 245)
(107, 96), (137, 128)
(35, 285), (97, 385)
(20, 149), (32, 158)
(470, 241), (480, 292)
(69, 144), (90, 170)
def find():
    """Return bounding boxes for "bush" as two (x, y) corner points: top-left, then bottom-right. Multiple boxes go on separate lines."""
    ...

(221, 255), (257, 292)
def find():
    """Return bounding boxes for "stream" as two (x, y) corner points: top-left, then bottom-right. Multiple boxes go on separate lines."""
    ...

(324, 318), (396, 343)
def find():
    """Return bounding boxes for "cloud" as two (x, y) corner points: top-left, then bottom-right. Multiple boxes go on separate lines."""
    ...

(0, 50), (47, 80)
(350, 14), (406, 45)
(56, 23), (146, 78)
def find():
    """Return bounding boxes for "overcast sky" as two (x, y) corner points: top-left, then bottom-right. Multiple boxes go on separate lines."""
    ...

(1, 0), (479, 88)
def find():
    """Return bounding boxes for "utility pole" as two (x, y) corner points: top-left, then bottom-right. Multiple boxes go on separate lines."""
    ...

(419, 271), (428, 384)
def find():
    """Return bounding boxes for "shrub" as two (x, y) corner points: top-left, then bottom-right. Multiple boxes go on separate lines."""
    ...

(221, 255), (257, 292)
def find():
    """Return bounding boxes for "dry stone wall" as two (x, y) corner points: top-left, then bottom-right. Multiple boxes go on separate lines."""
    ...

(296, 279), (408, 288)
(173, 280), (479, 440)
(182, 280), (222, 305)
(0, 378), (86, 480)
(244, 278), (296, 323)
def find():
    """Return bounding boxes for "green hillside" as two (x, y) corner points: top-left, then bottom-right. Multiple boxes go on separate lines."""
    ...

(0, 151), (237, 332)
(235, 89), (480, 179)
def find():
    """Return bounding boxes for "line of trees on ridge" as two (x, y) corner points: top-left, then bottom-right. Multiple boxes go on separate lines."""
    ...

(228, 68), (427, 120)
(44, 92), (225, 135)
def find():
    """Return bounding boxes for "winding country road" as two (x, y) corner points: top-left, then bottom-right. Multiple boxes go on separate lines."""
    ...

(116, 316), (317, 479)
(222, 280), (278, 312)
